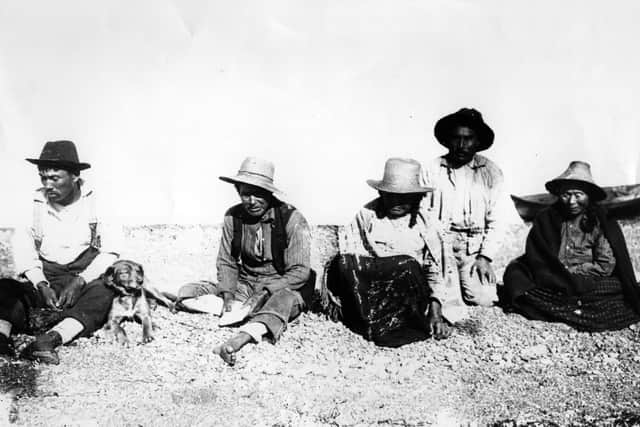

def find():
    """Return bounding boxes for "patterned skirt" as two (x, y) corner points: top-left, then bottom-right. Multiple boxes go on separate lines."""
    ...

(324, 254), (432, 347)
(514, 276), (640, 332)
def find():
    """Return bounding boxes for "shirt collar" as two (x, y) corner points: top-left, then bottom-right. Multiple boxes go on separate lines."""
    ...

(439, 154), (487, 170)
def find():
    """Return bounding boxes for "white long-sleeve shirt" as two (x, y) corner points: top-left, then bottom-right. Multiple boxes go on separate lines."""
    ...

(423, 154), (508, 261)
(12, 183), (121, 287)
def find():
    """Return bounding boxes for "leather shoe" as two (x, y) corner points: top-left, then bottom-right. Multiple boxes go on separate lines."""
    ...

(21, 331), (62, 365)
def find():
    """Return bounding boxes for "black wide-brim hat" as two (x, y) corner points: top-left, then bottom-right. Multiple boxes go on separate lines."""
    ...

(434, 108), (495, 151)
(26, 140), (91, 171)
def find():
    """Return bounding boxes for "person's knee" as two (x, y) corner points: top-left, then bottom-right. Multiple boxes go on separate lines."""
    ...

(463, 285), (497, 306)
(177, 281), (217, 300)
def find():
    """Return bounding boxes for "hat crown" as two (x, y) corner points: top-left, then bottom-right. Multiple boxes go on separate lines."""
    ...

(237, 157), (275, 183)
(39, 140), (80, 163)
(368, 157), (429, 194)
(553, 160), (597, 184)
(456, 108), (483, 121)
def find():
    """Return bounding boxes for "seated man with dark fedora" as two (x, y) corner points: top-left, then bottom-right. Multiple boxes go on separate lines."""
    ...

(172, 157), (313, 366)
(0, 140), (120, 364)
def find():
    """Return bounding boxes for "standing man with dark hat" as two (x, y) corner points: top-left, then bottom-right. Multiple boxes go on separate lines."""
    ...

(423, 108), (506, 307)
(173, 157), (313, 366)
(0, 140), (120, 364)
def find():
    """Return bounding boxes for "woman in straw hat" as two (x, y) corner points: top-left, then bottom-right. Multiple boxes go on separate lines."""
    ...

(325, 158), (466, 346)
(502, 161), (640, 331)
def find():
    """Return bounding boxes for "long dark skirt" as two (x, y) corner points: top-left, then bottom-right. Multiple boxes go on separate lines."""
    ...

(505, 266), (640, 332)
(325, 254), (432, 347)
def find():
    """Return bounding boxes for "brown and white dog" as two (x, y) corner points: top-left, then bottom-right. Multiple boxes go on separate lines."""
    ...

(103, 260), (173, 345)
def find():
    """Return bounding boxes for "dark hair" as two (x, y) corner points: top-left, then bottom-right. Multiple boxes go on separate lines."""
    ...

(377, 192), (424, 228)
(580, 203), (599, 233)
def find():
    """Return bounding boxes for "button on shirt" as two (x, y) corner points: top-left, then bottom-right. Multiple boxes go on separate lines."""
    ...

(557, 216), (616, 277)
(216, 205), (311, 295)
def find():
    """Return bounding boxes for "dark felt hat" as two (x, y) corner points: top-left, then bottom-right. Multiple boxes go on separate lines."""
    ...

(434, 108), (495, 151)
(26, 140), (91, 171)
(545, 160), (606, 202)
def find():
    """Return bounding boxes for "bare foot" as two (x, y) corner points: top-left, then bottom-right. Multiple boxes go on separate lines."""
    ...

(212, 332), (252, 366)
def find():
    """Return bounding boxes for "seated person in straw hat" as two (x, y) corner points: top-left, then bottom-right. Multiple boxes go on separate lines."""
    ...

(172, 157), (313, 365)
(0, 141), (121, 364)
(326, 158), (467, 347)
(502, 161), (640, 331)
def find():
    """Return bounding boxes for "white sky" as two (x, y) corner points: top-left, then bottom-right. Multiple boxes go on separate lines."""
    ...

(1, 1), (639, 226)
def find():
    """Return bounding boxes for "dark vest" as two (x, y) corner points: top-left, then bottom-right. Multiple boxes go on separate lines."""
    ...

(230, 202), (296, 275)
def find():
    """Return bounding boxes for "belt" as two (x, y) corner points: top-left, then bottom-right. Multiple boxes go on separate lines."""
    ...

(449, 225), (484, 234)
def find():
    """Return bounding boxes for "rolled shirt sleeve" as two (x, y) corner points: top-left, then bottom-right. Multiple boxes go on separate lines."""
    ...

(12, 225), (47, 287)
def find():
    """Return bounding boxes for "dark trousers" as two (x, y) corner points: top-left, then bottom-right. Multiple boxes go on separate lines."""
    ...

(0, 248), (115, 336)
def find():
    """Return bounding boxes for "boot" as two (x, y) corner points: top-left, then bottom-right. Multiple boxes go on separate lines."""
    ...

(21, 331), (62, 365)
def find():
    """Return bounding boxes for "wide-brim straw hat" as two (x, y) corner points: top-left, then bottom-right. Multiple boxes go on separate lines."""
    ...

(26, 140), (91, 171)
(545, 160), (607, 202)
(434, 108), (495, 152)
(367, 157), (433, 194)
(219, 156), (281, 194)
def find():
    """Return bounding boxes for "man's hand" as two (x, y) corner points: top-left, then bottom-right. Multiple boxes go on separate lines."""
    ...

(37, 281), (59, 310)
(425, 300), (451, 340)
(470, 255), (496, 285)
(57, 276), (86, 309)
(222, 292), (235, 313)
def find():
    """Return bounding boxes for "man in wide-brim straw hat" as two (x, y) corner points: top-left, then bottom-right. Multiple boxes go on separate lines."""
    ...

(0, 140), (121, 364)
(326, 158), (468, 346)
(502, 161), (640, 331)
(172, 157), (313, 366)
(423, 107), (507, 308)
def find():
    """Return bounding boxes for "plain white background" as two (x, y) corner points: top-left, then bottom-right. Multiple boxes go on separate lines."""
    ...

(1, 1), (639, 226)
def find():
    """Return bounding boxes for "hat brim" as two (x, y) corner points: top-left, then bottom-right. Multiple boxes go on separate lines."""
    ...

(366, 179), (433, 194)
(545, 179), (607, 202)
(434, 114), (494, 151)
(26, 158), (91, 171)
(219, 175), (282, 195)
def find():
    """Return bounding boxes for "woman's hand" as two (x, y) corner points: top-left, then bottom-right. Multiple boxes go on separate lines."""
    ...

(426, 300), (451, 340)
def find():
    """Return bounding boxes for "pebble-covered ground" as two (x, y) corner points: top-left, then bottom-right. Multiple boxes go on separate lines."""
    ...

(0, 222), (639, 426)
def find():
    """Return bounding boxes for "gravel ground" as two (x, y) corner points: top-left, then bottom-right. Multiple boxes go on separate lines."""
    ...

(1, 222), (640, 426)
